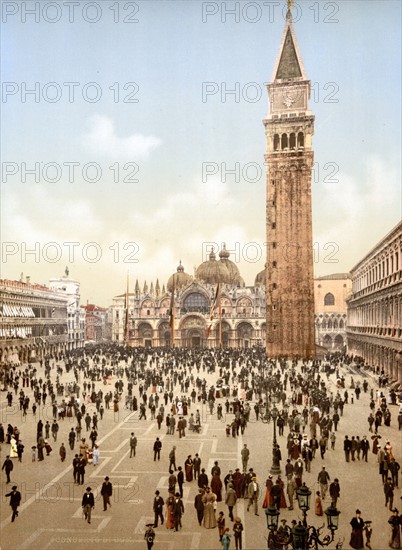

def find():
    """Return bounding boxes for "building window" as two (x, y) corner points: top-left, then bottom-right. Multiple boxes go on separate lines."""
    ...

(147, 310), (150, 316)
(297, 132), (304, 147)
(324, 293), (335, 306)
(183, 292), (209, 313)
(290, 132), (296, 149)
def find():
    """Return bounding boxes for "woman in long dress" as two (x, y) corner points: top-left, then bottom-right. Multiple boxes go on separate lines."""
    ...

(277, 476), (287, 509)
(184, 456), (193, 482)
(92, 445), (100, 466)
(9, 436), (18, 458)
(166, 494), (175, 529)
(262, 476), (273, 508)
(211, 474), (223, 502)
(315, 491), (323, 516)
(202, 488), (217, 528)
(349, 510), (365, 549)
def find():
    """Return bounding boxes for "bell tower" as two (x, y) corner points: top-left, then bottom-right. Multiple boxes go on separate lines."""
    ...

(264, 4), (316, 358)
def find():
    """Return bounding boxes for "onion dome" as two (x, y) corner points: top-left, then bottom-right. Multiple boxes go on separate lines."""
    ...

(196, 249), (230, 285)
(218, 244), (245, 287)
(255, 263), (267, 287)
(167, 260), (192, 292)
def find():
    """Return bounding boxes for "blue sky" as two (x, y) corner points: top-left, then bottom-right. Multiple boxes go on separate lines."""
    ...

(1, 0), (401, 305)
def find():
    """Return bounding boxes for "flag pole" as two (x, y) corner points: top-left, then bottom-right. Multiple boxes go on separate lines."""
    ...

(218, 287), (222, 349)
(170, 275), (175, 348)
(124, 271), (129, 347)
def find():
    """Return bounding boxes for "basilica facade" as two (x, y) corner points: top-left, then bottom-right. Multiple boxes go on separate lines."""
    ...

(112, 247), (267, 349)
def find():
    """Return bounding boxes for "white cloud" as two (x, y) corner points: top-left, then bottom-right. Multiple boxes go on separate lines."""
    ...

(84, 115), (161, 160)
(313, 155), (400, 274)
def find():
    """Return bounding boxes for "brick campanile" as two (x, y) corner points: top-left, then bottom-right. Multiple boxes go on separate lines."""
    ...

(264, 7), (316, 358)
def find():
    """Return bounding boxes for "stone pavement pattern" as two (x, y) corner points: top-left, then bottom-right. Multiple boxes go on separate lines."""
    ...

(1, 358), (401, 550)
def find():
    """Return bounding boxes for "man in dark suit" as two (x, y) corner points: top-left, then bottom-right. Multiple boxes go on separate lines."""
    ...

(153, 490), (164, 527)
(82, 487), (95, 523)
(100, 476), (113, 511)
(2, 456), (13, 483)
(360, 436), (370, 462)
(177, 466), (184, 497)
(78, 458), (86, 485)
(194, 488), (204, 526)
(193, 454), (201, 480)
(153, 438), (162, 461)
(198, 468), (208, 489)
(172, 492), (184, 531)
(5, 485), (22, 522)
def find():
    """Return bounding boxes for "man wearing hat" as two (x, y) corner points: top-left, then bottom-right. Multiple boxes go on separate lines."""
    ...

(278, 518), (291, 541)
(225, 482), (237, 521)
(247, 475), (260, 515)
(153, 490), (164, 527)
(5, 485), (21, 522)
(144, 523), (156, 549)
(172, 492), (184, 532)
(286, 476), (297, 511)
(233, 517), (244, 550)
(241, 444), (250, 473)
(317, 466), (330, 500)
(2, 455), (13, 484)
(329, 478), (340, 507)
(101, 476), (113, 511)
(82, 487), (95, 523)
(361, 436), (369, 462)
(194, 488), (205, 526)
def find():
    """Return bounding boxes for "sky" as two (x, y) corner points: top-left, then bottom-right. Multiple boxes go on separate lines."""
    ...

(1, 0), (401, 306)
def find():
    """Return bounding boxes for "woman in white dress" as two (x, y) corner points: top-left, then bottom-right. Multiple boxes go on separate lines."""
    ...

(92, 445), (100, 466)
(9, 436), (18, 458)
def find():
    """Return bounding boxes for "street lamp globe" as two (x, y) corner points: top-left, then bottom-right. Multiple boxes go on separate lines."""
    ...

(296, 483), (311, 512)
(325, 505), (340, 532)
(265, 506), (280, 531)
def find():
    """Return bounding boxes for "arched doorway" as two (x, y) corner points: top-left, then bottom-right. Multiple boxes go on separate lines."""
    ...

(323, 334), (332, 349)
(180, 316), (206, 348)
(158, 322), (170, 347)
(334, 334), (344, 349)
(237, 322), (254, 348)
(138, 322), (154, 347)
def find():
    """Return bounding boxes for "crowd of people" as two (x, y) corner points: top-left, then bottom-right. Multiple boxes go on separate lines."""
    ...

(1, 344), (401, 549)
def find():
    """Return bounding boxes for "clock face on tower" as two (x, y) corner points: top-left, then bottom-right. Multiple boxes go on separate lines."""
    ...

(271, 86), (307, 113)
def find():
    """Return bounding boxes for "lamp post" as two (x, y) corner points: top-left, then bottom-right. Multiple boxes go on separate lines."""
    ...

(292, 483), (341, 549)
(270, 395), (281, 475)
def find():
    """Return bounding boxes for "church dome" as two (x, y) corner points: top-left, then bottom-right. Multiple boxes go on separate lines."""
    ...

(255, 263), (267, 287)
(218, 244), (245, 287)
(167, 261), (192, 292)
(196, 250), (230, 285)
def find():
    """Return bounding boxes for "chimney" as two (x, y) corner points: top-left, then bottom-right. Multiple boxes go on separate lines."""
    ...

(26, 276), (31, 285)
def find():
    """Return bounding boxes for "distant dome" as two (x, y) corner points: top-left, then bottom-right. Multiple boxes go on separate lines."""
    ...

(255, 263), (267, 287)
(196, 250), (230, 285)
(218, 244), (245, 287)
(167, 261), (192, 292)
